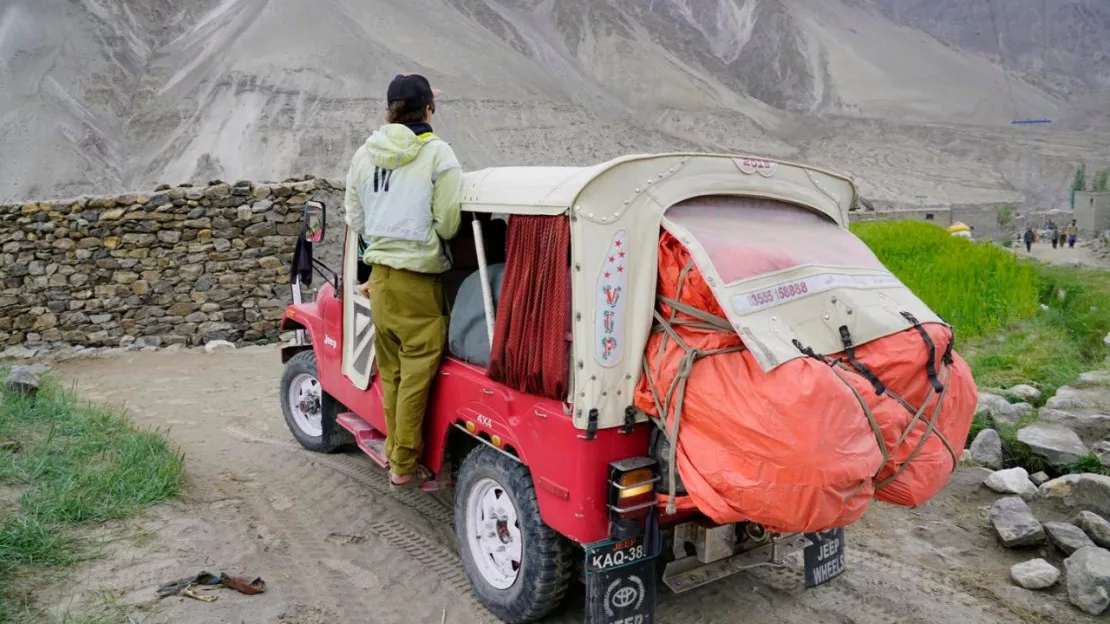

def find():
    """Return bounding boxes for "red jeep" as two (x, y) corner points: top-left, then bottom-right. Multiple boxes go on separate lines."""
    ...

(279, 154), (868, 622)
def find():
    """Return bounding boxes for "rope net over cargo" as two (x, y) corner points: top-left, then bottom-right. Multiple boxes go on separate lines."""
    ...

(634, 230), (977, 533)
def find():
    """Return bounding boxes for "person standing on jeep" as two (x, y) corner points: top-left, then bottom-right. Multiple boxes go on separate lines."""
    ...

(343, 73), (463, 489)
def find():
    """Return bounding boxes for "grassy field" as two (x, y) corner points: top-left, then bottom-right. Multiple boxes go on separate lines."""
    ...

(0, 373), (184, 623)
(853, 221), (1110, 393)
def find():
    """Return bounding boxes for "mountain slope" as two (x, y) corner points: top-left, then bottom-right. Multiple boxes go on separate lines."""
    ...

(0, 0), (1103, 208)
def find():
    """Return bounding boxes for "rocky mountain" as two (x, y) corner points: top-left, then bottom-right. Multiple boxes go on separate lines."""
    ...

(875, 0), (1110, 96)
(1, 0), (1107, 207)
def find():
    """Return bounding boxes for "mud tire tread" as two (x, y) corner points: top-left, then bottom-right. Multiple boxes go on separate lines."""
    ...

(454, 445), (573, 623)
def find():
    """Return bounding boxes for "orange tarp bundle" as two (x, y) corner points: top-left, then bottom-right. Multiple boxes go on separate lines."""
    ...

(634, 232), (976, 533)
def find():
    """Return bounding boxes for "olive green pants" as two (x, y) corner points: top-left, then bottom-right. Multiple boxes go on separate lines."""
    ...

(369, 265), (448, 476)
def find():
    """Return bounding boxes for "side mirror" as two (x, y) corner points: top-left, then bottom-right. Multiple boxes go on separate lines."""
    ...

(303, 201), (325, 243)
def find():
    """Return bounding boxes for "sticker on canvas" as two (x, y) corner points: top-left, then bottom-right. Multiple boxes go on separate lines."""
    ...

(595, 230), (629, 367)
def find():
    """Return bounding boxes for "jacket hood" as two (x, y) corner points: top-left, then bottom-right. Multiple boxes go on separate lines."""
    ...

(363, 124), (432, 169)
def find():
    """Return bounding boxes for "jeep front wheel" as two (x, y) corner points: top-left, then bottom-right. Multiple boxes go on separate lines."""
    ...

(279, 351), (349, 452)
(455, 445), (573, 623)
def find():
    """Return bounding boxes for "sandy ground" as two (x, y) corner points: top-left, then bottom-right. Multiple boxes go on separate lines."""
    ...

(42, 347), (1100, 623)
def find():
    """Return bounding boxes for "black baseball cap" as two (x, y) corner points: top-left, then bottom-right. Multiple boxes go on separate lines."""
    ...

(387, 73), (441, 113)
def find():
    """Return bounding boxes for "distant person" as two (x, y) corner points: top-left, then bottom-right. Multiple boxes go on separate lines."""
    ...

(1067, 219), (1079, 248)
(1048, 220), (1059, 249)
(343, 73), (463, 489)
(1023, 227), (1034, 253)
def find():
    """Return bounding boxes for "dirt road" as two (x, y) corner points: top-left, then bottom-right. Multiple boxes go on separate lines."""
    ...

(52, 348), (1096, 624)
(1019, 239), (1110, 270)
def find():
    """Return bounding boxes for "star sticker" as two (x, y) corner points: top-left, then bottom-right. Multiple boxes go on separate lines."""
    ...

(619, 251), (626, 259)
(604, 272), (611, 279)
(615, 240), (622, 248)
(609, 256), (615, 263)
(617, 266), (624, 273)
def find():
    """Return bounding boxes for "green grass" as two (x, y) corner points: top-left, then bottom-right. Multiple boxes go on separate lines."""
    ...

(852, 221), (1040, 339)
(0, 374), (184, 623)
(854, 221), (1110, 392)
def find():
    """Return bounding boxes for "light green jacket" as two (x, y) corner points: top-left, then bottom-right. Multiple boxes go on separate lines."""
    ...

(344, 124), (463, 274)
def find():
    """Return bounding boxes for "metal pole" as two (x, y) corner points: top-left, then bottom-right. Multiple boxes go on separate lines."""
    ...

(472, 219), (496, 350)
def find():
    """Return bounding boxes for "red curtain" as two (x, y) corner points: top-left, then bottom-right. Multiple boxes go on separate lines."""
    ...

(489, 216), (571, 401)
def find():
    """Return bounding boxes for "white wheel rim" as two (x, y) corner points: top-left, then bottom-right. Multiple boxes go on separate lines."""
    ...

(466, 477), (523, 590)
(287, 373), (323, 438)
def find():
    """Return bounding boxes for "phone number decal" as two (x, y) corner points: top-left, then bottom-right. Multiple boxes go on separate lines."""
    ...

(731, 272), (902, 314)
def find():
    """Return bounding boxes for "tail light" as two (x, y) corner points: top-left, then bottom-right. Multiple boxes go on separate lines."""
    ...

(607, 457), (659, 521)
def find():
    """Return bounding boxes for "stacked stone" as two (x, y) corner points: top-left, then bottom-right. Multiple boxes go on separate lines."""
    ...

(0, 178), (342, 349)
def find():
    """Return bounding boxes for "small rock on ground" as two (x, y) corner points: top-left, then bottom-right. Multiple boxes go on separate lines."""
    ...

(976, 392), (1019, 425)
(1040, 474), (1110, 517)
(5, 366), (41, 396)
(1075, 511), (1110, 549)
(204, 340), (237, 353)
(1093, 441), (1110, 468)
(1045, 521), (1097, 555)
(1065, 546), (1110, 616)
(1007, 384), (1042, 402)
(983, 467), (1038, 499)
(1030, 471), (1050, 486)
(969, 429), (1003, 469)
(1010, 402), (1034, 420)
(1010, 558), (1060, 590)
(989, 496), (1046, 547)
(1017, 423), (1089, 466)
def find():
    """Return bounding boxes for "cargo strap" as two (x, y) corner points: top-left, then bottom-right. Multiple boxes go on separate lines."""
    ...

(795, 318), (960, 490)
(642, 261), (744, 514)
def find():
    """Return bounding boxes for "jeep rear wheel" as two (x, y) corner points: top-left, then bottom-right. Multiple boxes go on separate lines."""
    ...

(455, 445), (572, 623)
(279, 351), (351, 452)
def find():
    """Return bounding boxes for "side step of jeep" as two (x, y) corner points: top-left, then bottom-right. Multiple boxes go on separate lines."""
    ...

(335, 412), (449, 492)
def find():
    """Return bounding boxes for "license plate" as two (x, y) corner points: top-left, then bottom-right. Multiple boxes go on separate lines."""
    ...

(803, 528), (846, 588)
(585, 536), (653, 575)
(585, 537), (657, 624)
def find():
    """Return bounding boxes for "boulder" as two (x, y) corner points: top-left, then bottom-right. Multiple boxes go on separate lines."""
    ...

(1010, 402), (1034, 420)
(1045, 521), (1096, 555)
(1030, 471), (1050, 486)
(1016, 423), (1088, 466)
(1077, 370), (1110, 387)
(976, 392), (1019, 425)
(969, 429), (1003, 469)
(1074, 511), (1110, 549)
(5, 366), (41, 396)
(1039, 474), (1110, 517)
(989, 496), (1046, 547)
(1007, 384), (1042, 403)
(1065, 547), (1110, 616)
(1038, 408), (1110, 446)
(983, 467), (1038, 499)
(1046, 386), (1110, 413)
(1010, 558), (1060, 590)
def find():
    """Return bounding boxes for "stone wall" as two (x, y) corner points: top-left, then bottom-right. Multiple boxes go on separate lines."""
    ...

(0, 178), (342, 351)
(849, 207), (954, 227)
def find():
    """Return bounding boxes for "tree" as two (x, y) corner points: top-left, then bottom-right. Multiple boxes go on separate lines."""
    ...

(1096, 169), (1109, 192)
(1071, 164), (1086, 210)
(996, 203), (1016, 228)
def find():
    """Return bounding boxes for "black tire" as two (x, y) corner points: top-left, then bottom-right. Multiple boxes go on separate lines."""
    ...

(279, 351), (353, 452)
(455, 445), (573, 623)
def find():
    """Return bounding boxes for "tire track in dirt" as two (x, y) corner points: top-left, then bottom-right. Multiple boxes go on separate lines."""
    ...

(224, 425), (455, 528)
(223, 430), (494, 622)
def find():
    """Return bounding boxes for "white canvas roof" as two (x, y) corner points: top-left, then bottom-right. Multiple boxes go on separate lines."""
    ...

(459, 153), (858, 224)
